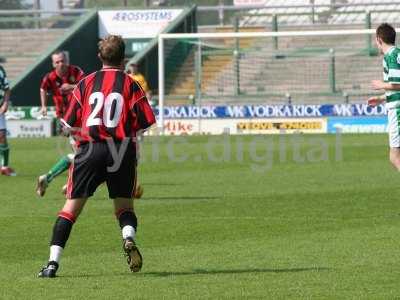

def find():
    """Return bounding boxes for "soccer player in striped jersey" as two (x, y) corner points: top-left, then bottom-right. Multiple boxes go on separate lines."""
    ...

(0, 65), (16, 176)
(38, 35), (155, 278)
(368, 23), (400, 170)
(36, 51), (85, 196)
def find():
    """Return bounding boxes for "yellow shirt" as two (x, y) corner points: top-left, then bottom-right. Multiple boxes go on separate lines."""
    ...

(129, 73), (150, 93)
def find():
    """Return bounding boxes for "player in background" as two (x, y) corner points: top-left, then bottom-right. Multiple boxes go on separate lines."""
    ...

(0, 65), (16, 176)
(38, 35), (156, 278)
(368, 23), (400, 170)
(126, 62), (153, 105)
(36, 51), (85, 196)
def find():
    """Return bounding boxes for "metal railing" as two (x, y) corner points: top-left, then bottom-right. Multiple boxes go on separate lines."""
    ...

(197, 2), (400, 26)
(0, 9), (88, 29)
(230, 11), (379, 56)
(3, 1), (400, 27)
(2, 2), (400, 29)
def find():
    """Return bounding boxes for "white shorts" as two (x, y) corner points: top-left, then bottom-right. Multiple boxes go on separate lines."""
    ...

(0, 114), (6, 130)
(387, 107), (400, 148)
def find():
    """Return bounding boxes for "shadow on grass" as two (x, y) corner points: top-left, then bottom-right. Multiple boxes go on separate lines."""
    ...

(143, 182), (182, 186)
(142, 267), (329, 277)
(60, 267), (328, 278)
(141, 196), (220, 201)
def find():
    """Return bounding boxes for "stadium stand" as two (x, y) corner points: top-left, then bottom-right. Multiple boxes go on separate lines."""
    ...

(0, 29), (66, 81)
(241, 0), (400, 27)
(63, 0), (84, 9)
(164, 1), (400, 105)
(330, 0), (400, 25)
(0, 5), (88, 84)
(241, 0), (332, 27)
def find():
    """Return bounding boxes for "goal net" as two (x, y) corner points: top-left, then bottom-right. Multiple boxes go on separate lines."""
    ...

(157, 29), (381, 133)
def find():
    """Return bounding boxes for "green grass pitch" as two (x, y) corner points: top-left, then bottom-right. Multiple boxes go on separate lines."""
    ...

(1, 134), (400, 299)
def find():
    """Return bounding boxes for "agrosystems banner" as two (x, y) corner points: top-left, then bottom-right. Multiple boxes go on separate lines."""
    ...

(98, 9), (183, 38)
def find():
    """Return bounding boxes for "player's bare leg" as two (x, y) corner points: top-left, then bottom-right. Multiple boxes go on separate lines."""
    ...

(0, 129), (16, 176)
(61, 184), (68, 195)
(389, 148), (400, 170)
(133, 137), (144, 199)
(133, 184), (144, 199)
(114, 197), (142, 272)
(38, 198), (88, 278)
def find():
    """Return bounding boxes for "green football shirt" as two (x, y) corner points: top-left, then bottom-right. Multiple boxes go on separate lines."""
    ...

(0, 65), (9, 106)
(383, 46), (400, 103)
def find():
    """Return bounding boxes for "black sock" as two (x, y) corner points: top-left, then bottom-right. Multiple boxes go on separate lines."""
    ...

(48, 261), (59, 269)
(50, 216), (74, 248)
(118, 210), (137, 231)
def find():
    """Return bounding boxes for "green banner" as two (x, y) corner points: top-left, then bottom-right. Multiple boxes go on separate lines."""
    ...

(6, 106), (57, 120)
(125, 38), (151, 57)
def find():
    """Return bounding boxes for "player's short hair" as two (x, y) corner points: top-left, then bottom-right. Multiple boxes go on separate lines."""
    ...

(51, 50), (67, 59)
(376, 23), (396, 45)
(51, 50), (69, 64)
(98, 35), (125, 66)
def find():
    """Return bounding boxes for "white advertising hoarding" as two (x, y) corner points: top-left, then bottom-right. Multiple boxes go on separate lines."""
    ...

(98, 9), (183, 38)
(235, 118), (327, 134)
(6, 120), (53, 138)
(152, 118), (328, 135)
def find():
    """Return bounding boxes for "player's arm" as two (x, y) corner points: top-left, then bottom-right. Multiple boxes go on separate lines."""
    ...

(371, 80), (400, 91)
(373, 56), (400, 91)
(40, 74), (51, 116)
(129, 82), (156, 133)
(0, 88), (10, 114)
(60, 88), (82, 135)
(367, 94), (386, 107)
(145, 89), (152, 102)
(60, 83), (76, 93)
(60, 99), (81, 135)
(135, 76), (153, 104)
(370, 57), (400, 106)
(0, 67), (10, 114)
(40, 88), (48, 116)
(61, 66), (85, 93)
(132, 98), (156, 132)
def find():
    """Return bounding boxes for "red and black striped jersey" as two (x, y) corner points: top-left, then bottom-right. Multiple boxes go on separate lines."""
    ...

(61, 68), (156, 144)
(40, 65), (85, 117)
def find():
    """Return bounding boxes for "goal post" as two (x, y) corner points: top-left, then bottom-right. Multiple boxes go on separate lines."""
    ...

(158, 29), (380, 134)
